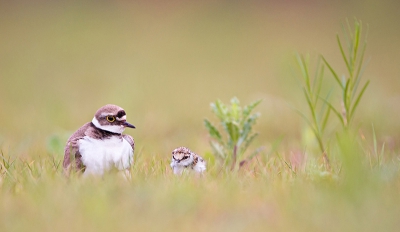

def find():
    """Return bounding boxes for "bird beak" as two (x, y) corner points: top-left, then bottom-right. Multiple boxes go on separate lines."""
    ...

(124, 121), (136, 129)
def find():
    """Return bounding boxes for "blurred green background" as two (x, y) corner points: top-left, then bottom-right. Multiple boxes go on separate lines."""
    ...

(1, 0), (400, 157)
(1, 1), (400, 232)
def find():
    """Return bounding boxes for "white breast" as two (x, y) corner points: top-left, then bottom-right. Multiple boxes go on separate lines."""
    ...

(170, 157), (206, 175)
(79, 136), (133, 176)
(193, 161), (206, 173)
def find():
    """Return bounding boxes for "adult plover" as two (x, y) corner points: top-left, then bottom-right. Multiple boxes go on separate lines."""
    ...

(170, 147), (206, 175)
(63, 104), (135, 177)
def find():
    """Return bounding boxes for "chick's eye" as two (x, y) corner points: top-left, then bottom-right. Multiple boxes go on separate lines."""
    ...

(106, 116), (115, 122)
(182, 156), (189, 160)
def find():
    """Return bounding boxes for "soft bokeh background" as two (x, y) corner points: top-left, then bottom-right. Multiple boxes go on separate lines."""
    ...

(1, 1), (400, 231)
(1, 0), (400, 155)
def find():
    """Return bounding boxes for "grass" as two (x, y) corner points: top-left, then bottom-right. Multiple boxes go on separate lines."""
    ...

(1, 1), (400, 232)
(1, 146), (400, 231)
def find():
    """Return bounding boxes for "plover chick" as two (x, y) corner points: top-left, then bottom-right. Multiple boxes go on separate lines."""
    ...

(63, 104), (135, 177)
(170, 147), (206, 175)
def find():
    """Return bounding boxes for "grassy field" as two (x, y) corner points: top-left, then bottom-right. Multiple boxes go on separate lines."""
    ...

(1, 1), (400, 231)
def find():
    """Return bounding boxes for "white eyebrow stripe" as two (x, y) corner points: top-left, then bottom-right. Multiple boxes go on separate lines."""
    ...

(117, 115), (126, 121)
(100, 112), (113, 117)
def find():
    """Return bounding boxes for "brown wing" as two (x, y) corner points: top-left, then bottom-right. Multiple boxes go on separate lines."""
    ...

(122, 134), (135, 154)
(63, 123), (90, 176)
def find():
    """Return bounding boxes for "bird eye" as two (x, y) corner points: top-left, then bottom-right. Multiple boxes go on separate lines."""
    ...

(182, 156), (189, 160)
(106, 116), (115, 122)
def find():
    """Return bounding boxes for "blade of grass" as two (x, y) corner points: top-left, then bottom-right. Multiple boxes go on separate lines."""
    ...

(321, 56), (344, 89)
(372, 124), (377, 156)
(380, 143), (385, 161)
(320, 89), (333, 133)
(345, 18), (354, 39)
(345, 19), (354, 64)
(343, 78), (351, 114)
(312, 56), (322, 94)
(352, 21), (361, 68)
(318, 88), (332, 121)
(337, 35), (351, 74)
(314, 64), (325, 106)
(303, 88), (320, 135)
(276, 152), (296, 175)
(296, 54), (308, 83)
(321, 107), (331, 134)
(297, 54), (312, 91)
(318, 96), (346, 127)
(353, 46), (369, 96)
(350, 80), (370, 121)
(341, 22), (350, 51)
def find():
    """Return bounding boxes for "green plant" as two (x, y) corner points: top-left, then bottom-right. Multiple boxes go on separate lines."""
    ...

(204, 97), (262, 170)
(321, 19), (370, 129)
(296, 19), (370, 170)
(296, 54), (332, 169)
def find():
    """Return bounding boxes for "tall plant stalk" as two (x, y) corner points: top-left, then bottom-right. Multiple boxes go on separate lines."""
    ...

(321, 19), (370, 129)
(296, 19), (370, 170)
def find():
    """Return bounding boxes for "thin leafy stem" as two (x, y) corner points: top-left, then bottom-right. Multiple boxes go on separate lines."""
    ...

(296, 54), (308, 85)
(349, 80), (370, 122)
(321, 56), (344, 89)
(372, 124), (378, 159)
(312, 56), (322, 94)
(341, 22), (351, 51)
(344, 79), (353, 126)
(318, 89), (332, 121)
(345, 19), (354, 63)
(293, 105), (325, 153)
(321, 107), (331, 134)
(353, 44), (368, 96)
(303, 88), (321, 136)
(295, 19), (369, 172)
(352, 22), (361, 71)
(318, 96), (346, 128)
(314, 64), (325, 106)
(320, 90), (333, 133)
(343, 79), (351, 114)
(299, 54), (313, 92)
(337, 35), (351, 74)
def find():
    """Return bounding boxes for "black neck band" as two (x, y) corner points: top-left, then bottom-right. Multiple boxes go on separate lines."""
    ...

(90, 122), (121, 136)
